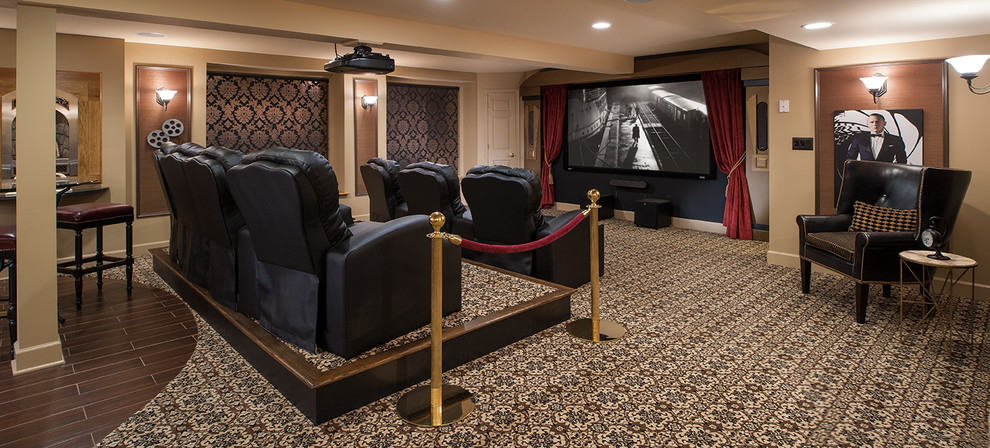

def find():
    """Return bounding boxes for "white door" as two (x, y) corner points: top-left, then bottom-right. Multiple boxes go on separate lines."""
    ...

(487, 90), (520, 168)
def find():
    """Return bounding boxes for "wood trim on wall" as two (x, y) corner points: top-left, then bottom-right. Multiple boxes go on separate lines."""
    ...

(814, 60), (947, 214)
(353, 78), (378, 196)
(135, 65), (191, 217)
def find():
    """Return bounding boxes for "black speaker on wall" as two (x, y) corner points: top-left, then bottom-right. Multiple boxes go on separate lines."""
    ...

(756, 101), (768, 151)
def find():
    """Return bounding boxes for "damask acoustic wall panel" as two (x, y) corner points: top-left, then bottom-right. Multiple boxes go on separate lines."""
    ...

(206, 73), (328, 156)
(386, 83), (458, 168)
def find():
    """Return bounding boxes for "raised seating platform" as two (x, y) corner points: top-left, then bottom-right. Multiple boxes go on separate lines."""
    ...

(150, 247), (573, 424)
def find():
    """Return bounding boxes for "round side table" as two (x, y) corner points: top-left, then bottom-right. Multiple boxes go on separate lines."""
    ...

(899, 250), (977, 353)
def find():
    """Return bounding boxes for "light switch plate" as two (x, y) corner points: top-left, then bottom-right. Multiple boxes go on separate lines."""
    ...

(792, 137), (814, 150)
(755, 155), (768, 169)
(778, 100), (789, 113)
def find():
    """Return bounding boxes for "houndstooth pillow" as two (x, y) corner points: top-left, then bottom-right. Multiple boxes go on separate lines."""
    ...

(848, 200), (918, 232)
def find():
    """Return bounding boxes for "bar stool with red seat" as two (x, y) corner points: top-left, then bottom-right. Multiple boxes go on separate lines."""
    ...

(55, 203), (133, 310)
(0, 225), (15, 359)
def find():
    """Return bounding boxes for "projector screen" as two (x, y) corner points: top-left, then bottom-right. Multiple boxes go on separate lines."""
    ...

(563, 75), (715, 179)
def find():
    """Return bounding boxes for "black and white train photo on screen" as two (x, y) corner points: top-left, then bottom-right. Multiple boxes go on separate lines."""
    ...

(564, 76), (713, 178)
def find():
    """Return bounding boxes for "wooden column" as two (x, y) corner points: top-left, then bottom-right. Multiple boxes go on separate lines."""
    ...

(13, 5), (64, 374)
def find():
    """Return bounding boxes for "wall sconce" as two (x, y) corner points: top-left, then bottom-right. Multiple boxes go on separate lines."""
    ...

(946, 55), (990, 95)
(859, 73), (887, 104)
(156, 87), (178, 110)
(361, 95), (378, 110)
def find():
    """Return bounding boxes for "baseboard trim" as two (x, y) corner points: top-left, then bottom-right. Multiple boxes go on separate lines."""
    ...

(767, 250), (800, 268)
(671, 217), (727, 234)
(11, 340), (65, 375)
(555, 203), (728, 235)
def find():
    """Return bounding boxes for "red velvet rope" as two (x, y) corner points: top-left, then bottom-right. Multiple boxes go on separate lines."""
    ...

(455, 211), (587, 254)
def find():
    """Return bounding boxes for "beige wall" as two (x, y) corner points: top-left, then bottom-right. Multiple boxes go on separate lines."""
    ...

(767, 34), (990, 295)
(0, 31), (126, 258)
(0, 33), (491, 253)
(521, 46), (769, 92)
(126, 43), (487, 223)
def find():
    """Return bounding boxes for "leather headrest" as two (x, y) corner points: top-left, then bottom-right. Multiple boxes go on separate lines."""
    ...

(367, 157), (401, 179)
(403, 161), (466, 216)
(203, 145), (244, 171)
(465, 165), (543, 216)
(173, 142), (206, 157)
(242, 147), (349, 246)
(160, 142), (179, 155)
(366, 157), (404, 203)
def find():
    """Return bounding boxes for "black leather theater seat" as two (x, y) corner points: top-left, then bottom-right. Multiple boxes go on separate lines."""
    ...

(228, 147), (461, 357)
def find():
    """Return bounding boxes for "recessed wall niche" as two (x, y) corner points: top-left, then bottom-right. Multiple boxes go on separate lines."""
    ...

(0, 68), (102, 182)
(136, 65), (191, 217)
(814, 60), (947, 214)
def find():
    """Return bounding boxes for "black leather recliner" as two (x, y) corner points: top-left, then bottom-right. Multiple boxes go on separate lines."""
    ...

(158, 142), (209, 286)
(152, 146), (181, 263)
(182, 145), (257, 314)
(461, 165), (605, 288)
(397, 161), (473, 236)
(797, 160), (971, 323)
(228, 147), (461, 357)
(360, 158), (408, 222)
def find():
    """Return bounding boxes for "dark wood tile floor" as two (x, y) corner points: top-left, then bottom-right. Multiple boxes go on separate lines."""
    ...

(0, 276), (197, 448)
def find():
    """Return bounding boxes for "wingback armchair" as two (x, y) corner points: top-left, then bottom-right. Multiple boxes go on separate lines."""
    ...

(228, 147), (461, 357)
(797, 160), (971, 323)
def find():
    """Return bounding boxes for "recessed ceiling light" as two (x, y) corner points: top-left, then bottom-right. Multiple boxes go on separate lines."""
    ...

(802, 22), (834, 30)
(137, 32), (166, 38)
(592, 22), (611, 30)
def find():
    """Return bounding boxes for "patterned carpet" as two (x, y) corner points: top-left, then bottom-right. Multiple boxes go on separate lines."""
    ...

(289, 262), (556, 372)
(99, 217), (989, 447)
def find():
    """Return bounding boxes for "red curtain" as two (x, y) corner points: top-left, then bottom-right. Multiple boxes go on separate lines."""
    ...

(702, 69), (753, 240)
(540, 84), (567, 208)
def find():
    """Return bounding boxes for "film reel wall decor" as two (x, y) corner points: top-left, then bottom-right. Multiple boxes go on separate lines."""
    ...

(137, 65), (191, 217)
(146, 118), (185, 149)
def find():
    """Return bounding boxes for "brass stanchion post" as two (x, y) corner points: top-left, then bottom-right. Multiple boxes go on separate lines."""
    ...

(397, 212), (475, 426)
(567, 189), (626, 342)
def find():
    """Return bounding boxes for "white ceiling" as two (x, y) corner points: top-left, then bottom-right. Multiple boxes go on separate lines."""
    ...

(3, 0), (990, 73)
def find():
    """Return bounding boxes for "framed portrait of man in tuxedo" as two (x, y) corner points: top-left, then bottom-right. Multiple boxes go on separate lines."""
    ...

(832, 108), (923, 198)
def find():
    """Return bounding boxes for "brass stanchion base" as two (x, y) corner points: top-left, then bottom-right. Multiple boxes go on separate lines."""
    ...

(396, 384), (476, 427)
(566, 318), (626, 342)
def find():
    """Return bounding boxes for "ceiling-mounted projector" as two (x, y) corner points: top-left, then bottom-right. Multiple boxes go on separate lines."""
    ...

(324, 45), (395, 75)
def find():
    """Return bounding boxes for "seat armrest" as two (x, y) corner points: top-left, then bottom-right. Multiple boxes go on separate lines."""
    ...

(331, 215), (430, 254)
(853, 231), (921, 282)
(855, 231), (917, 249)
(339, 204), (354, 226)
(534, 210), (604, 288)
(322, 215), (461, 357)
(537, 210), (584, 238)
(797, 214), (852, 234)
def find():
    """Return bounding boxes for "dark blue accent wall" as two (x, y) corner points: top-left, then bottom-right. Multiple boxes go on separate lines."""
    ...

(551, 159), (728, 223)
